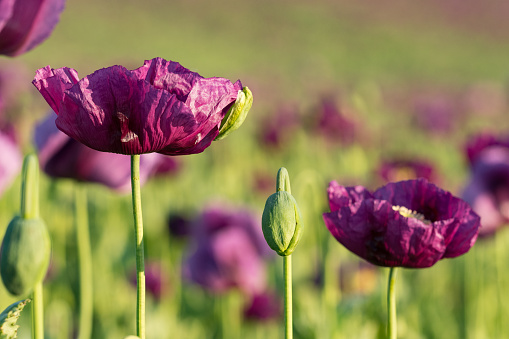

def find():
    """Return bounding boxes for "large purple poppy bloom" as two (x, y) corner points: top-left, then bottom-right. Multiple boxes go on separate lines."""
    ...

(462, 135), (509, 236)
(34, 113), (172, 192)
(32, 57), (243, 155)
(323, 179), (480, 268)
(183, 204), (272, 295)
(0, 0), (66, 56)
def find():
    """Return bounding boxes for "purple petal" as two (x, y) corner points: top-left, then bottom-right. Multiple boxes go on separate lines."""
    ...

(0, 0), (66, 56)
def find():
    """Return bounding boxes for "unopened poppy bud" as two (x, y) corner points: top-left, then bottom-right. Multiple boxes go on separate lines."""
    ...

(261, 168), (303, 256)
(0, 154), (51, 296)
(215, 87), (253, 140)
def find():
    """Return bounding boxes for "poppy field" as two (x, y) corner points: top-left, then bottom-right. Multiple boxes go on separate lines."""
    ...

(2, 0), (509, 338)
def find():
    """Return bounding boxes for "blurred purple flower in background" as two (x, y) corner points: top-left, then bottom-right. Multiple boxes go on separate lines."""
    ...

(411, 92), (459, 134)
(0, 0), (66, 56)
(258, 104), (300, 149)
(308, 97), (356, 145)
(34, 113), (172, 192)
(323, 179), (480, 268)
(462, 134), (509, 236)
(32, 57), (243, 155)
(129, 261), (169, 300)
(0, 131), (22, 195)
(243, 291), (282, 322)
(0, 60), (29, 139)
(167, 212), (191, 239)
(183, 204), (272, 295)
(377, 158), (436, 183)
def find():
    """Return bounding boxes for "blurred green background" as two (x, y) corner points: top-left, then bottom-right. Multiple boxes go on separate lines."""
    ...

(2, 0), (509, 338)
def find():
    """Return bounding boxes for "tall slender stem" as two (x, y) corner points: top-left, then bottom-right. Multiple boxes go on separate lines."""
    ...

(32, 282), (44, 339)
(75, 184), (93, 339)
(131, 155), (146, 339)
(284, 255), (293, 339)
(387, 267), (398, 339)
(21, 155), (44, 339)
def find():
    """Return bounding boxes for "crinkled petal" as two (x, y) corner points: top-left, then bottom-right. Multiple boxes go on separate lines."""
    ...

(32, 66), (80, 113)
(327, 181), (372, 212)
(132, 58), (202, 101)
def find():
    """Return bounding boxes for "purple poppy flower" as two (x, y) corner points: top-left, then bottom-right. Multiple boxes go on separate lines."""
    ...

(411, 93), (459, 134)
(377, 158), (435, 183)
(0, 130), (21, 195)
(323, 179), (480, 268)
(0, 0), (66, 56)
(258, 105), (299, 149)
(34, 113), (169, 193)
(0, 61), (30, 139)
(464, 133), (509, 166)
(462, 140), (509, 236)
(243, 291), (282, 322)
(310, 97), (356, 145)
(167, 212), (191, 239)
(183, 204), (272, 295)
(32, 57), (244, 155)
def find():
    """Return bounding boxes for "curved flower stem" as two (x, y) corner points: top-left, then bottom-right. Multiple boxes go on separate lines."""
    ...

(32, 282), (44, 339)
(75, 184), (93, 339)
(387, 267), (398, 339)
(284, 254), (293, 339)
(131, 155), (146, 339)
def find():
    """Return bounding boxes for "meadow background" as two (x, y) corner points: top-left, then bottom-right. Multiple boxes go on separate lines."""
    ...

(2, 0), (509, 338)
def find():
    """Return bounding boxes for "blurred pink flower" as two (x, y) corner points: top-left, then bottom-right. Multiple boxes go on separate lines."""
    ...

(34, 113), (172, 193)
(462, 134), (509, 236)
(183, 204), (272, 295)
(0, 0), (66, 56)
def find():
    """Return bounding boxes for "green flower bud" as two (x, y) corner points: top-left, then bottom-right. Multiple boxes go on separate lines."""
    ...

(1, 217), (51, 296)
(0, 154), (51, 296)
(215, 87), (253, 141)
(261, 168), (303, 256)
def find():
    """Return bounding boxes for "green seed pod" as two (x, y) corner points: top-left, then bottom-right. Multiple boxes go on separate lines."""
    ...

(1, 216), (51, 296)
(215, 87), (253, 141)
(0, 154), (51, 297)
(262, 190), (303, 256)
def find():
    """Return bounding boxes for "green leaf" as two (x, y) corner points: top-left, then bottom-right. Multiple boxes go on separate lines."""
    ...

(0, 299), (30, 339)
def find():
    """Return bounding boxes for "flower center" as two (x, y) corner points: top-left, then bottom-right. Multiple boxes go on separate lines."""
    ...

(392, 205), (431, 224)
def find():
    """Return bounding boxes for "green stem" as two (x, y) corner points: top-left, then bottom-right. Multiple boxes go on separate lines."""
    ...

(21, 154), (39, 219)
(131, 155), (146, 339)
(21, 154), (43, 339)
(75, 184), (93, 339)
(387, 267), (398, 339)
(32, 282), (44, 339)
(284, 255), (293, 339)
